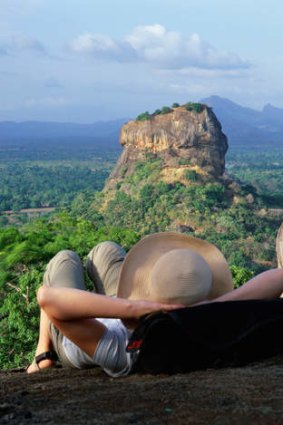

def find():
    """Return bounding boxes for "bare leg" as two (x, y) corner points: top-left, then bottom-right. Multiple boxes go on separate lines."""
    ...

(27, 309), (55, 373)
(27, 250), (86, 373)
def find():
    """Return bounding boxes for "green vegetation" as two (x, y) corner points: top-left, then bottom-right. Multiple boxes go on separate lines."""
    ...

(184, 169), (198, 182)
(226, 149), (283, 208)
(161, 106), (173, 114)
(0, 164), (109, 211)
(185, 102), (204, 113)
(0, 139), (119, 215)
(136, 101), (205, 121)
(178, 158), (192, 166)
(136, 111), (151, 121)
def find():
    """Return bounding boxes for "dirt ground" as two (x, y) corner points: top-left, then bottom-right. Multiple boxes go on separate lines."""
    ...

(1, 355), (283, 425)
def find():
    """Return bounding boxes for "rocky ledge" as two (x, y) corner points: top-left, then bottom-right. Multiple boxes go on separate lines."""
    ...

(1, 355), (283, 425)
(105, 105), (228, 189)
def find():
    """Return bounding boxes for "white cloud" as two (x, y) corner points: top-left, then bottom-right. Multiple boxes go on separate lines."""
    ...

(0, 34), (46, 55)
(70, 33), (116, 54)
(69, 24), (250, 71)
(69, 33), (136, 62)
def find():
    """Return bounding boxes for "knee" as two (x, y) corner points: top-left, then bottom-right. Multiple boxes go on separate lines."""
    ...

(53, 249), (80, 262)
(46, 249), (79, 270)
(46, 250), (81, 275)
(89, 241), (115, 255)
(88, 241), (126, 262)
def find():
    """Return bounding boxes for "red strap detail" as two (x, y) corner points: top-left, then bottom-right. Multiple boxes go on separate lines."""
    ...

(127, 339), (143, 351)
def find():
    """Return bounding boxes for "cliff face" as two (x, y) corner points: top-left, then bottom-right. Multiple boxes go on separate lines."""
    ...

(105, 106), (228, 189)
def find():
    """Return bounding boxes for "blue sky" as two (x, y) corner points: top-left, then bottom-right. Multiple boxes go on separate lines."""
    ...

(0, 0), (282, 122)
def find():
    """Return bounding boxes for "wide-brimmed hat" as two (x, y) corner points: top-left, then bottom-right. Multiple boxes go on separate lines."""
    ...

(117, 232), (233, 305)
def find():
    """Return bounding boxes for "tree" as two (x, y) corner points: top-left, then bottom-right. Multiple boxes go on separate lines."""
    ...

(161, 106), (173, 114)
(136, 112), (151, 121)
(230, 265), (254, 288)
(185, 103), (204, 113)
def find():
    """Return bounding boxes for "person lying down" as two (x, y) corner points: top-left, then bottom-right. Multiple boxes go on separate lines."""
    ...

(27, 231), (283, 376)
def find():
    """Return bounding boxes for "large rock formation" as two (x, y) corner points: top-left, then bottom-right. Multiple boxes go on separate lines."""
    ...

(105, 105), (228, 189)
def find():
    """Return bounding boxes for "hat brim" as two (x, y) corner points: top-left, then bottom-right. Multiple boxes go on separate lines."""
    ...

(117, 232), (233, 303)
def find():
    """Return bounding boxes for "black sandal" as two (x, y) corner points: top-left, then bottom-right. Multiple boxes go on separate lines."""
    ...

(34, 351), (58, 370)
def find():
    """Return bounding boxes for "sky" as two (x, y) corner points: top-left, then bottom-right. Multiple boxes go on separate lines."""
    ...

(0, 0), (282, 122)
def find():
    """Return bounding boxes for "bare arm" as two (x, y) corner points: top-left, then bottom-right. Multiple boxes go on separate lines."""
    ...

(37, 285), (183, 322)
(200, 269), (283, 305)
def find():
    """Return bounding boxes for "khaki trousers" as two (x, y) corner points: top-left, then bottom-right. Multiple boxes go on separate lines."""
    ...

(43, 242), (126, 367)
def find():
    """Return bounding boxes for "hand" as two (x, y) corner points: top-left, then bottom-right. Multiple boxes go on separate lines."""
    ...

(123, 300), (184, 330)
(132, 299), (185, 319)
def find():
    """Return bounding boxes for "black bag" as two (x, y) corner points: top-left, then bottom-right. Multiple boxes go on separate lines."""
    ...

(127, 299), (283, 374)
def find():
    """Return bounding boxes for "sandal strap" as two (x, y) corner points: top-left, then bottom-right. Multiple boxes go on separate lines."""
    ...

(35, 351), (58, 366)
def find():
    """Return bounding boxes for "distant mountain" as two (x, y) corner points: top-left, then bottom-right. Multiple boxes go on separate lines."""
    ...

(262, 103), (283, 124)
(201, 96), (283, 147)
(1, 97), (283, 148)
(0, 118), (129, 145)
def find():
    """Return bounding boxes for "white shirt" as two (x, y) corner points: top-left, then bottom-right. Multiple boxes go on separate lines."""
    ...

(62, 318), (135, 377)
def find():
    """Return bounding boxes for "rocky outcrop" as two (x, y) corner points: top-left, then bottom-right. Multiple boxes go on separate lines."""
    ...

(2, 356), (283, 424)
(105, 105), (228, 189)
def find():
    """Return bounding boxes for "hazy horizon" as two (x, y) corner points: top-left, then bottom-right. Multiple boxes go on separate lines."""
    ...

(0, 95), (281, 125)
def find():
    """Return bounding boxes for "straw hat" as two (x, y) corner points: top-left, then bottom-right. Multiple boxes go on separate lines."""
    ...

(117, 232), (233, 305)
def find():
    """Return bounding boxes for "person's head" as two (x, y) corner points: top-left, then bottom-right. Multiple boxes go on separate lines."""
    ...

(117, 232), (233, 305)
